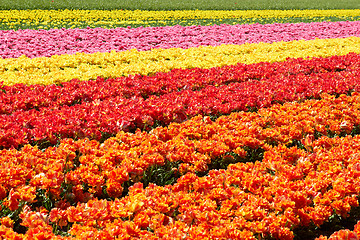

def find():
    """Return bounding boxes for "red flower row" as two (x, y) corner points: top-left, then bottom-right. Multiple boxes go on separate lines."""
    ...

(1, 59), (360, 148)
(1, 52), (359, 115)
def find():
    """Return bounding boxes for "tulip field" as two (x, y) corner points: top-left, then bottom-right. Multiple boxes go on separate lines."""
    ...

(2, 1), (360, 239)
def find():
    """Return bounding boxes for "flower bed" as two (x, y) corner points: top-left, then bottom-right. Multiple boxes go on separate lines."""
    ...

(1, 52), (359, 115)
(1, 53), (360, 148)
(0, 93), (360, 238)
(1, 36), (360, 85)
(1, 8), (360, 240)
(2, 120), (360, 239)
(1, 21), (360, 59)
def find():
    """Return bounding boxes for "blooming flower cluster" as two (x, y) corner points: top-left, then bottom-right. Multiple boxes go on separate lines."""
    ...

(1, 36), (360, 85)
(1, 53), (360, 148)
(1, 21), (360, 59)
(0, 92), (357, 195)
(1, 51), (358, 114)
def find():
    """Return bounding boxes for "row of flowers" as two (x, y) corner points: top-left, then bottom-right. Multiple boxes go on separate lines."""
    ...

(1, 9), (360, 30)
(1, 36), (360, 85)
(2, 56), (360, 148)
(1, 21), (360, 59)
(1, 52), (358, 114)
(2, 120), (360, 239)
(0, 92), (359, 203)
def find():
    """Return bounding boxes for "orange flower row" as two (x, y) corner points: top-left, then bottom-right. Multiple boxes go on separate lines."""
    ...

(3, 134), (360, 239)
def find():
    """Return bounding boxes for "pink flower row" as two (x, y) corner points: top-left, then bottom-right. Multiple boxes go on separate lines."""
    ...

(1, 21), (360, 58)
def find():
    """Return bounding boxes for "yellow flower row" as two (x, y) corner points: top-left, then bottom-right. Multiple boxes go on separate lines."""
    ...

(1, 9), (360, 22)
(0, 9), (359, 29)
(1, 36), (360, 86)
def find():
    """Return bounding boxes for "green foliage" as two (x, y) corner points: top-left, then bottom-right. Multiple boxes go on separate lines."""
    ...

(244, 146), (266, 162)
(0, 200), (27, 234)
(31, 188), (54, 211)
(293, 203), (360, 240)
(142, 160), (180, 187)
